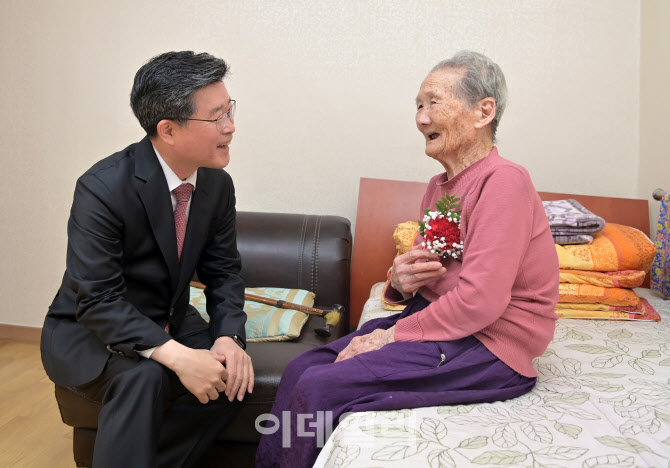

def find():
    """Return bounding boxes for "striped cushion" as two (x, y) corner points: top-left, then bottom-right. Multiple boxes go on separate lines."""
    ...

(190, 286), (313, 342)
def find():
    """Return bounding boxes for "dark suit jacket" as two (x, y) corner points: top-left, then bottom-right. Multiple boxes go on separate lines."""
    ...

(41, 136), (246, 388)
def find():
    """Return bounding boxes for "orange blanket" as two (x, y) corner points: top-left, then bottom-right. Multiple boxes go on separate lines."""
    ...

(557, 302), (643, 313)
(559, 269), (646, 288)
(556, 223), (655, 272)
(556, 298), (660, 321)
(558, 283), (640, 306)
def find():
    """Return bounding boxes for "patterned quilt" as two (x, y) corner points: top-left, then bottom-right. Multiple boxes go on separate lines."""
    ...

(314, 288), (670, 468)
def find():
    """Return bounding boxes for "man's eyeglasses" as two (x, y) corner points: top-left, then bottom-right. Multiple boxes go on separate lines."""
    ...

(174, 100), (236, 132)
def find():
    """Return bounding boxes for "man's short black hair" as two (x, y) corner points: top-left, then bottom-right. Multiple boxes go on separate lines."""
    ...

(130, 51), (229, 136)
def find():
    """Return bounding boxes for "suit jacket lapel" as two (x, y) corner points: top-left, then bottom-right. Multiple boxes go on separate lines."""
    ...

(134, 137), (180, 292)
(174, 168), (214, 302)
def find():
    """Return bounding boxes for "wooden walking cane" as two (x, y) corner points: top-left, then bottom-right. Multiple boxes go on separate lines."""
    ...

(190, 281), (343, 337)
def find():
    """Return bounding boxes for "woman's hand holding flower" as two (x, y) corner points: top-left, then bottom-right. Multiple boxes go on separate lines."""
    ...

(390, 246), (446, 298)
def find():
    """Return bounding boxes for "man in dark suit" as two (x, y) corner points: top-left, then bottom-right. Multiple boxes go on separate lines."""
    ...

(41, 51), (254, 468)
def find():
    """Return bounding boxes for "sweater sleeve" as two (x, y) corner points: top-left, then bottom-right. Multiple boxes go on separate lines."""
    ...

(395, 166), (536, 341)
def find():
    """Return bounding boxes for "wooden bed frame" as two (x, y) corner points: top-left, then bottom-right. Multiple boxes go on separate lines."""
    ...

(349, 177), (651, 330)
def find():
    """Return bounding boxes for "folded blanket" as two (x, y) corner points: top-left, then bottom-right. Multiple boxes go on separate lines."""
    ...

(558, 283), (640, 307)
(556, 298), (660, 321)
(557, 302), (644, 314)
(559, 269), (646, 288)
(552, 233), (594, 245)
(543, 199), (606, 234)
(556, 223), (656, 272)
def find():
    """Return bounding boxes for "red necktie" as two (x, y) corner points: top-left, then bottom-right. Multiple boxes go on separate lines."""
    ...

(166, 183), (193, 333)
(173, 183), (194, 260)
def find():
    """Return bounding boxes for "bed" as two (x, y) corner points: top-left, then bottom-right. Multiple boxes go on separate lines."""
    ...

(314, 178), (670, 468)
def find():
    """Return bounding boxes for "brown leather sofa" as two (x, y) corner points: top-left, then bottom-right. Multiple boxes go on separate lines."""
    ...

(53, 211), (352, 467)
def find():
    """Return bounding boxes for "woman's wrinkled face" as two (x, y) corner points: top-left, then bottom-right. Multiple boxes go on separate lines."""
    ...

(415, 69), (478, 162)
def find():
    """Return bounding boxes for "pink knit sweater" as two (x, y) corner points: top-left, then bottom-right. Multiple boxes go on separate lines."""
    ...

(386, 148), (559, 377)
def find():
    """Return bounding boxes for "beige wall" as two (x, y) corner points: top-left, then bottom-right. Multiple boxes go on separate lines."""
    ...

(640, 0), (670, 237)
(0, 1), (649, 328)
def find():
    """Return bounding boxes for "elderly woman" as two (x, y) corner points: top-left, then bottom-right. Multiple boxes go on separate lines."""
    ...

(256, 51), (559, 468)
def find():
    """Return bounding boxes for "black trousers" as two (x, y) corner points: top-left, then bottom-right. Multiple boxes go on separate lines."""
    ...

(74, 311), (239, 468)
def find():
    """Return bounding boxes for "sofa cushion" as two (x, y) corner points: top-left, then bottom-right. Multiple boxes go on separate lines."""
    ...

(190, 286), (313, 342)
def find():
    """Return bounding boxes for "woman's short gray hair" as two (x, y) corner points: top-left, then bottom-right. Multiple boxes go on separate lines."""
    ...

(130, 51), (229, 136)
(431, 51), (507, 143)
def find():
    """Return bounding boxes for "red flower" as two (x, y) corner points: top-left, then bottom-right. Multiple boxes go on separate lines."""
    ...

(418, 192), (464, 259)
(424, 217), (461, 246)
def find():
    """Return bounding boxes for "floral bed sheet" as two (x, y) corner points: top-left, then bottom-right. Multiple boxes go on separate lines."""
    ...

(314, 288), (670, 468)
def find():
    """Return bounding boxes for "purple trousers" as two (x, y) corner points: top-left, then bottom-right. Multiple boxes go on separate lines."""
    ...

(255, 295), (536, 468)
